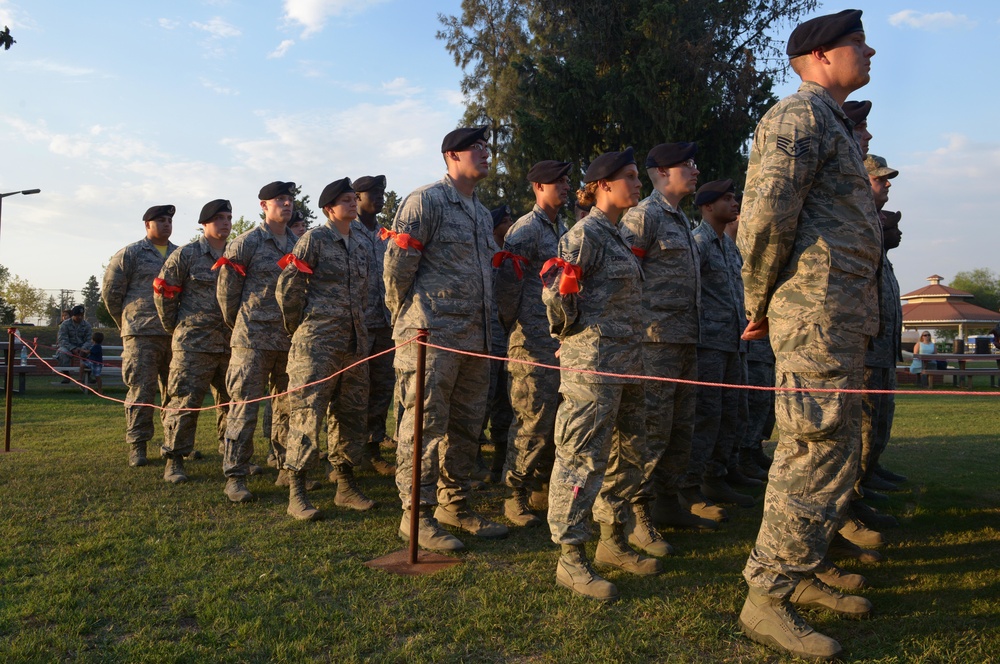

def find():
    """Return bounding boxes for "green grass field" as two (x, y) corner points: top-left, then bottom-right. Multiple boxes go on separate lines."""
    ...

(0, 378), (998, 662)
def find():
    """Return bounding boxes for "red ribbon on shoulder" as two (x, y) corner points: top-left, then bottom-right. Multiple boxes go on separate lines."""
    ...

(492, 251), (529, 279)
(211, 257), (246, 277)
(152, 278), (182, 299)
(379, 227), (425, 252)
(540, 257), (582, 295)
(631, 246), (646, 260)
(278, 253), (314, 274)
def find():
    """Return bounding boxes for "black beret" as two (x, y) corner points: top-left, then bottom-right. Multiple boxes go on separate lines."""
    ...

(353, 175), (387, 193)
(843, 100), (871, 125)
(786, 9), (864, 57)
(289, 210), (305, 224)
(694, 179), (735, 206)
(490, 205), (512, 229)
(198, 199), (232, 224)
(882, 210), (901, 225)
(527, 160), (572, 184)
(143, 204), (175, 221)
(441, 126), (489, 153)
(584, 147), (636, 183)
(70, 305), (85, 316)
(644, 142), (697, 169)
(318, 177), (355, 209)
(258, 181), (296, 201)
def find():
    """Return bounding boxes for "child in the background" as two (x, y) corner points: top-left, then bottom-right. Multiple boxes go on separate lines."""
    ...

(87, 332), (104, 385)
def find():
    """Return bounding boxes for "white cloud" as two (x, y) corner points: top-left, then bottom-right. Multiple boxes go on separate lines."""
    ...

(3, 116), (163, 161)
(268, 39), (295, 59)
(888, 10), (976, 30)
(0, 0), (29, 29)
(18, 59), (100, 77)
(382, 77), (422, 96)
(282, 0), (389, 37)
(158, 18), (179, 30)
(191, 16), (241, 38)
(200, 77), (238, 95)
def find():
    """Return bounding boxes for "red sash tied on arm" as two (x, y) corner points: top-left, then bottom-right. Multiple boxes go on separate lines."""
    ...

(492, 251), (528, 279)
(211, 257), (246, 277)
(152, 278), (182, 299)
(540, 257), (582, 295)
(277, 253), (314, 274)
(379, 227), (425, 252)
(630, 246), (646, 260)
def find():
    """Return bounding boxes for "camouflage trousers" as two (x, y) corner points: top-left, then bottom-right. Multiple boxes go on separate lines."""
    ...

(223, 347), (289, 478)
(482, 355), (513, 472)
(365, 325), (395, 445)
(394, 344), (489, 510)
(504, 348), (559, 491)
(161, 350), (229, 458)
(742, 359), (776, 450)
(683, 347), (743, 486)
(548, 380), (652, 545)
(743, 320), (867, 597)
(859, 365), (895, 494)
(121, 335), (171, 445)
(637, 342), (697, 501)
(284, 341), (370, 472)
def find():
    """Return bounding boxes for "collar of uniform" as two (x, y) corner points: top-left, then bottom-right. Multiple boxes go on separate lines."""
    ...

(198, 234), (224, 260)
(531, 203), (560, 230)
(442, 174), (480, 208)
(141, 236), (172, 254)
(650, 188), (681, 216)
(798, 80), (850, 123)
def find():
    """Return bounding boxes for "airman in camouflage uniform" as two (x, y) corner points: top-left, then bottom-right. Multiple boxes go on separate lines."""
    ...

(736, 10), (880, 660)
(277, 178), (374, 520)
(154, 199), (233, 484)
(103, 204), (178, 467)
(56, 305), (92, 367)
(384, 126), (507, 552)
(216, 181), (298, 503)
(495, 160), (571, 527)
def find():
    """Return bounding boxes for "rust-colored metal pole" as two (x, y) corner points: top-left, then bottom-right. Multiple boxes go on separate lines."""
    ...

(5, 327), (16, 453)
(408, 329), (429, 565)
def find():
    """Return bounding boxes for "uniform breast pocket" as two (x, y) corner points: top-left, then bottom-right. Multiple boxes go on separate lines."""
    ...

(437, 222), (473, 245)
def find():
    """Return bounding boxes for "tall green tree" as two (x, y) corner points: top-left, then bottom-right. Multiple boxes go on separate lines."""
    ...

(377, 190), (400, 230)
(81, 275), (102, 323)
(951, 268), (1000, 313)
(2, 275), (47, 323)
(46, 295), (62, 326)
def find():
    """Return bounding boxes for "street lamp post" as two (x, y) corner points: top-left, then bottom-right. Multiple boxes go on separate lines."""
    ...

(0, 189), (41, 243)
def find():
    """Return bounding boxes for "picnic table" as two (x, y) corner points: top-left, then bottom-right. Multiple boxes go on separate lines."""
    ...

(916, 352), (1000, 388)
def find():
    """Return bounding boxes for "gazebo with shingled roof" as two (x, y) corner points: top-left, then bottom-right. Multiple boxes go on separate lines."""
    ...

(901, 274), (1000, 340)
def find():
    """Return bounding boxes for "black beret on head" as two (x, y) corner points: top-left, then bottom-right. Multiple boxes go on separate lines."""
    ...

(289, 210), (304, 224)
(882, 210), (901, 225)
(786, 9), (864, 57)
(843, 100), (872, 125)
(527, 160), (572, 184)
(143, 204), (175, 221)
(644, 142), (697, 169)
(584, 147), (636, 183)
(490, 205), (511, 229)
(694, 179), (735, 206)
(71, 305), (85, 316)
(353, 175), (387, 193)
(441, 126), (489, 153)
(199, 199), (232, 224)
(318, 178), (355, 209)
(258, 181), (296, 201)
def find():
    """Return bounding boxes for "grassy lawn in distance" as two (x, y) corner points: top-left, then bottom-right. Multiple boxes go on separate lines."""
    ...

(0, 377), (998, 662)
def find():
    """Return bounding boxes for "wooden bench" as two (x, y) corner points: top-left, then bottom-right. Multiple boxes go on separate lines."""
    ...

(915, 353), (1000, 388)
(0, 363), (51, 395)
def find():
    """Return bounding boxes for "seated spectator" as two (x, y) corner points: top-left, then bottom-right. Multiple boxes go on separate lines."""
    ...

(910, 331), (935, 386)
(56, 305), (92, 368)
(86, 331), (104, 385)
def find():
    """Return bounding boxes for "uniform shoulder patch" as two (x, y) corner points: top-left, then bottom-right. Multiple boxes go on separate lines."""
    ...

(776, 135), (811, 159)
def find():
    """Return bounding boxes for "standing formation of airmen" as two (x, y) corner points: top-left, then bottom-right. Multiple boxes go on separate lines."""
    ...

(101, 8), (912, 660)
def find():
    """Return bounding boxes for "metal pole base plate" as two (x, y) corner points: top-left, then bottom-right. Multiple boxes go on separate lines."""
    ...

(365, 549), (462, 576)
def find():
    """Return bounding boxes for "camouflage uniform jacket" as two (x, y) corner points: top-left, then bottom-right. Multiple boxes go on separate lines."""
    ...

(738, 81), (882, 335)
(103, 237), (178, 337)
(216, 223), (297, 351)
(383, 175), (495, 352)
(275, 221), (369, 356)
(495, 203), (567, 356)
(693, 221), (747, 353)
(620, 189), (700, 344)
(154, 235), (231, 354)
(57, 318), (93, 355)
(351, 219), (392, 330)
(543, 208), (644, 384)
(865, 252), (902, 368)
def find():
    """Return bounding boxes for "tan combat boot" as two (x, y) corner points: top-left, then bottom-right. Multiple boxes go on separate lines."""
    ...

(359, 442), (395, 476)
(287, 471), (321, 521)
(276, 468), (321, 491)
(224, 476), (253, 503)
(678, 487), (729, 523)
(332, 464), (377, 511)
(504, 489), (542, 527)
(827, 533), (882, 564)
(701, 476), (756, 507)
(624, 502), (674, 557)
(839, 514), (884, 548)
(653, 492), (718, 531)
(163, 456), (187, 484)
(739, 587), (842, 660)
(594, 523), (663, 576)
(128, 442), (148, 468)
(556, 544), (619, 602)
(815, 561), (868, 591)
(791, 577), (872, 617)
(398, 507), (464, 552)
(529, 484), (549, 512)
(435, 503), (509, 539)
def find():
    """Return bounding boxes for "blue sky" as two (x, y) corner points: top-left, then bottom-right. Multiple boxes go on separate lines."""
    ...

(0, 1), (997, 308)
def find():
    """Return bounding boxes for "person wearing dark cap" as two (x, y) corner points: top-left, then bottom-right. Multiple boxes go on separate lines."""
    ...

(543, 148), (660, 602)
(384, 125), (508, 552)
(843, 100), (872, 157)
(287, 210), (307, 239)
(620, 142), (718, 548)
(277, 177), (376, 520)
(494, 160), (572, 527)
(351, 174), (396, 477)
(155, 199), (234, 483)
(103, 204), (178, 467)
(56, 304), (93, 375)
(736, 9), (879, 659)
(216, 181), (299, 503)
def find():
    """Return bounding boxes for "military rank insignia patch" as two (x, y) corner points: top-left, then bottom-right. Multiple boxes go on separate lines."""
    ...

(776, 135), (811, 158)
